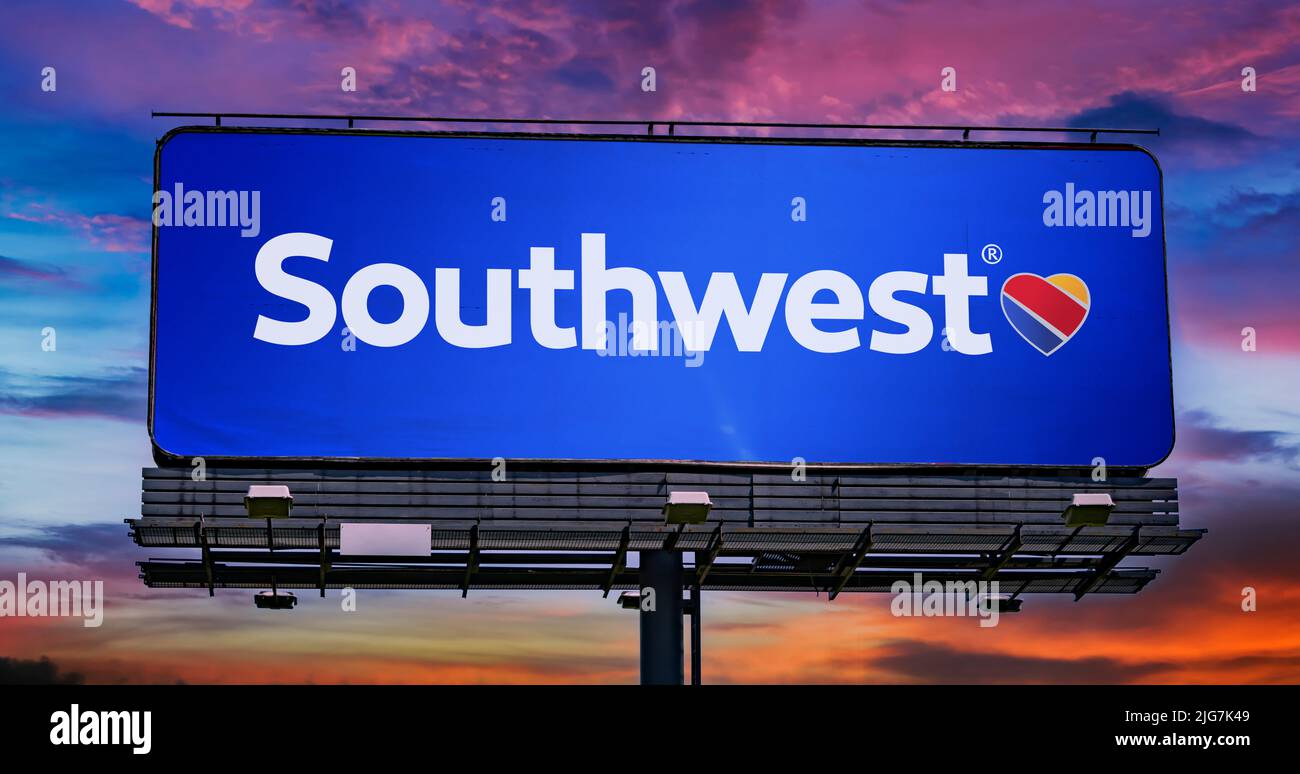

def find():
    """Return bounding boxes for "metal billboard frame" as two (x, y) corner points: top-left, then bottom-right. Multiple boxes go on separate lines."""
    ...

(139, 113), (1190, 685)
(147, 114), (1176, 474)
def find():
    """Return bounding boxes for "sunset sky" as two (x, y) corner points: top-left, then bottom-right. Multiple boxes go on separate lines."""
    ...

(1, 0), (1299, 684)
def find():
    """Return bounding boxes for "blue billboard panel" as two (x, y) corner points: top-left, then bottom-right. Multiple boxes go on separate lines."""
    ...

(151, 128), (1173, 467)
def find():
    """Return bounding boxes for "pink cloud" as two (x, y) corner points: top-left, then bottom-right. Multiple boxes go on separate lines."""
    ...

(8, 205), (149, 254)
(128, 0), (257, 32)
(0, 0), (1282, 152)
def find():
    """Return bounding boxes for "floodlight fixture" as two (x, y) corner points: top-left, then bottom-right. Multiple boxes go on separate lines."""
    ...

(253, 590), (297, 610)
(617, 591), (642, 610)
(988, 596), (1023, 614)
(254, 576), (297, 609)
(244, 485), (292, 519)
(663, 491), (712, 525)
(1062, 492), (1114, 527)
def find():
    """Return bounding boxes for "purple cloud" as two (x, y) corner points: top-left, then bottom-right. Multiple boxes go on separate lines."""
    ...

(1169, 187), (1300, 350)
(0, 522), (138, 579)
(1174, 410), (1298, 466)
(0, 367), (147, 422)
(0, 254), (83, 288)
(1068, 91), (1255, 144)
(867, 639), (1167, 684)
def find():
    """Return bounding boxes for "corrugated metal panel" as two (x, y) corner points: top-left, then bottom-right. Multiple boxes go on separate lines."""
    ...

(137, 467), (1180, 525)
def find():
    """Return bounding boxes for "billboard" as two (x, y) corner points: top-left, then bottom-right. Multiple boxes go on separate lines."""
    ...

(151, 127), (1173, 467)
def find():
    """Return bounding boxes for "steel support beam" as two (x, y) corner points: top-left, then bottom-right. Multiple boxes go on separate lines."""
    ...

(981, 525), (1023, 582)
(317, 519), (329, 597)
(602, 526), (630, 598)
(1074, 526), (1141, 600)
(829, 525), (872, 600)
(461, 524), (478, 598)
(696, 525), (723, 586)
(196, 517), (214, 597)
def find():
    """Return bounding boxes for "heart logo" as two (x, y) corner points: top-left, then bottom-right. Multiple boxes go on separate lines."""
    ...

(1000, 273), (1090, 356)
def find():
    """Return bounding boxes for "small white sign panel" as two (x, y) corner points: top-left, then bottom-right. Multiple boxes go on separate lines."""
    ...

(339, 523), (431, 556)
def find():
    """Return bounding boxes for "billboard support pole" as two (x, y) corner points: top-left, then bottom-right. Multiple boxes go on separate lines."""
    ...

(689, 583), (701, 685)
(639, 550), (684, 685)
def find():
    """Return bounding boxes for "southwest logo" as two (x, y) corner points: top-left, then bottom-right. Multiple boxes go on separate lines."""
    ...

(1000, 273), (1090, 355)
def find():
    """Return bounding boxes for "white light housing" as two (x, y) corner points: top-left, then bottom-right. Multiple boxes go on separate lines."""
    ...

(1062, 492), (1115, 526)
(663, 490), (713, 525)
(244, 485), (293, 519)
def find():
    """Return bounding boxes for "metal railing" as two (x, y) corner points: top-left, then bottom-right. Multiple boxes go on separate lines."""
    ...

(152, 111), (1160, 142)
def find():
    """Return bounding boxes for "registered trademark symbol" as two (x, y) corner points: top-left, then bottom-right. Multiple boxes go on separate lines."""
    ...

(981, 243), (1003, 264)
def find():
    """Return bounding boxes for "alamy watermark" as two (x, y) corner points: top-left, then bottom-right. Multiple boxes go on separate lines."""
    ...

(1042, 183), (1153, 238)
(0, 573), (104, 627)
(153, 183), (261, 237)
(50, 704), (151, 754)
(890, 572), (1002, 628)
(594, 313), (704, 367)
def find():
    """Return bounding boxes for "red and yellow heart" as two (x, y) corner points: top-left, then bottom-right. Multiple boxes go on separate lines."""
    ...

(1000, 273), (1090, 355)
